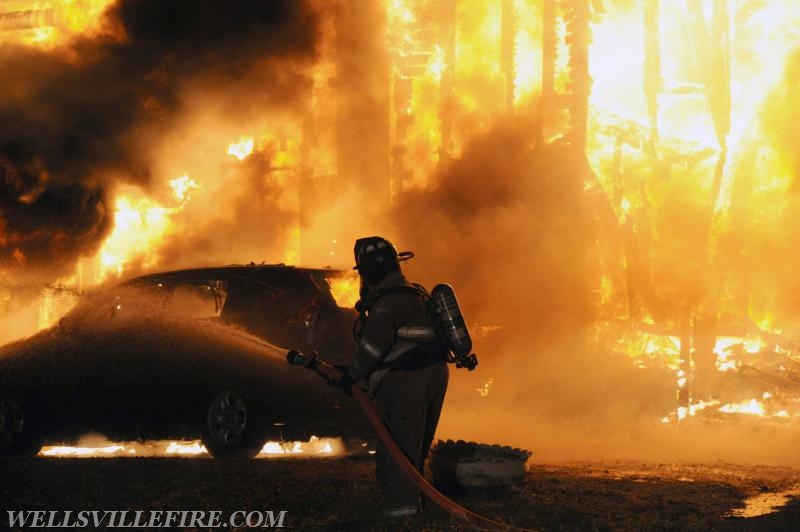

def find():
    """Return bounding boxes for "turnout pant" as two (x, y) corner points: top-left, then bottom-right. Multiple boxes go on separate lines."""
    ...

(373, 361), (449, 511)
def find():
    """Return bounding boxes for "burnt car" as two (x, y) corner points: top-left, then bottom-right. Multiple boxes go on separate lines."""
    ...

(0, 265), (363, 458)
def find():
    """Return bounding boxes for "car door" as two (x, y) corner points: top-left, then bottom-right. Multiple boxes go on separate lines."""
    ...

(57, 287), (168, 437)
(142, 277), (233, 428)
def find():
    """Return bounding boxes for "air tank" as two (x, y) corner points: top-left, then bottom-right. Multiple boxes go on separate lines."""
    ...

(430, 283), (472, 357)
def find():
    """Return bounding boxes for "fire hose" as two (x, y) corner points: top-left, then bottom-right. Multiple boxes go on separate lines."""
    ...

(286, 349), (535, 531)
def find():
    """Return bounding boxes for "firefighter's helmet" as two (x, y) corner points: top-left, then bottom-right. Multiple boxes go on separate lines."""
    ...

(353, 236), (413, 284)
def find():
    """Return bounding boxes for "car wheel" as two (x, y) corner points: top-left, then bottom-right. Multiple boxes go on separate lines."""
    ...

(200, 390), (266, 459)
(0, 397), (43, 457)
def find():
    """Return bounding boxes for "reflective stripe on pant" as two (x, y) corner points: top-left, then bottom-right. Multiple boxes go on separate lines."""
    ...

(373, 361), (449, 510)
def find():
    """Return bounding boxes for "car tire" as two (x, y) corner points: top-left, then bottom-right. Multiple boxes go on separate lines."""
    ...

(0, 397), (43, 457)
(200, 389), (267, 459)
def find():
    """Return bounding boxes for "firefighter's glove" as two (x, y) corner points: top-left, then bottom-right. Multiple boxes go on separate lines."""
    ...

(329, 372), (356, 397)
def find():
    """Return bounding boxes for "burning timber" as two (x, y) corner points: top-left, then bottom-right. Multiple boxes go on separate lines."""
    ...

(600, 319), (800, 425)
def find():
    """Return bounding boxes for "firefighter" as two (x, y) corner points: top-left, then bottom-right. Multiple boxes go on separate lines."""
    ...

(334, 236), (449, 519)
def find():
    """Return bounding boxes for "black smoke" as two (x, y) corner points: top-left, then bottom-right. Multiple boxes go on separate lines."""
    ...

(0, 0), (319, 279)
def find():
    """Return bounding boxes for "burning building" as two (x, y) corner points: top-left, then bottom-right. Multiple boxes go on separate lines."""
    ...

(2, 0), (800, 460)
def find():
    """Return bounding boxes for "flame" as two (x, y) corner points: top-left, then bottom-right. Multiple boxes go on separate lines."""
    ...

(7, 0), (800, 434)
(669, 392), (800, 423)
(718, 398), (766, 417)
(165, 441), (206, 455)
(612, 326), (796, 424)
(260, 436), (339, 456)
(327, 270), (360, 309)
(511, 0), (541, 106)
(169, 175), (198, 202)
(41, 444), (128, 457)
(716, 391), (793, 419)
(40, 436), (344, 458)
(227, 137), (255, 161)
(283, 225), (301, 266)
(673, 398), (721, 423)
(676, 369), (687, 390)
(96, 197), (168, 281)
(90, 174), (197, 283)
(37, 288), (55, 330)
(713, 336), (766, 372)
(0, 0), (117, 47)
(386, 0), (455, 187)
(665, 399), (720, 424)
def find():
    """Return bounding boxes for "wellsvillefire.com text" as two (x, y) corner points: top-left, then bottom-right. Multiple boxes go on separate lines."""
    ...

(7, 510), (287, 528)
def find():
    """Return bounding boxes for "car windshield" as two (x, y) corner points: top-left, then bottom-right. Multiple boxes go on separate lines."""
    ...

(61, 278), (229, 329)
(166, 280), (228, 319)
(57, 268), (354, 352)
(59, 285), (158, 329)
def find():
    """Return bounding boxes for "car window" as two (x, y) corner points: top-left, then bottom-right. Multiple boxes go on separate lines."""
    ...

(220, 276), (279, 316)
(221, 274), (321, 346)
(168, 280), (228, 319)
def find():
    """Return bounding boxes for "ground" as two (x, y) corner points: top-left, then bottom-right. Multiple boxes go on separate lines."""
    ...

(3, 455), (800, 531)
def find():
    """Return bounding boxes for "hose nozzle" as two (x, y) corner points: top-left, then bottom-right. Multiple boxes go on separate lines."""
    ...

(455, 352), (479, 371)
(286, 349), (318, 368)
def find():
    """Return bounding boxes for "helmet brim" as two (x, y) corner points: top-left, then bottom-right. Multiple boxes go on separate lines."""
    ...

(353, 250), (414, 270)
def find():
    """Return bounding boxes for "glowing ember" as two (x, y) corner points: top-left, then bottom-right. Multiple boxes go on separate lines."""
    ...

(477, 377), (494, 398)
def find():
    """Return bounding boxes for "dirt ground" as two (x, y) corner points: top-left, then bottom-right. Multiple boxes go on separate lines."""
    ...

(3, 455), (800, 531)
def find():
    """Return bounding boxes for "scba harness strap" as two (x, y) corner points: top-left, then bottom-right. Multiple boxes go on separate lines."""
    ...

(354, 284), (447, 373)
(353, 284), (429, 340)
(355, 284), (430, 316)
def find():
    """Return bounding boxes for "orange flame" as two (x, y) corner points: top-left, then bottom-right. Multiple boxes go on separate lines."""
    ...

(95, 175), (197, 284)
(226, 137), (255, 161)
(0, 0), (117, 47)
(40, 436), (344, 458)
(327, 270), (360, 309)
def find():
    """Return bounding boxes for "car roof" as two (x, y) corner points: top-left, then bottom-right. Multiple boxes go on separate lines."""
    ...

(119, 264), (350, 290)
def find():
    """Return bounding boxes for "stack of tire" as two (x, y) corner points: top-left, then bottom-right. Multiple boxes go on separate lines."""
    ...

(429, 440), (532, 492)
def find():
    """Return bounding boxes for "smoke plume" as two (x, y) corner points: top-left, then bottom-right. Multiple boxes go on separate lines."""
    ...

(395, 115), (593, 350)
(0, 0), (319, 280)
